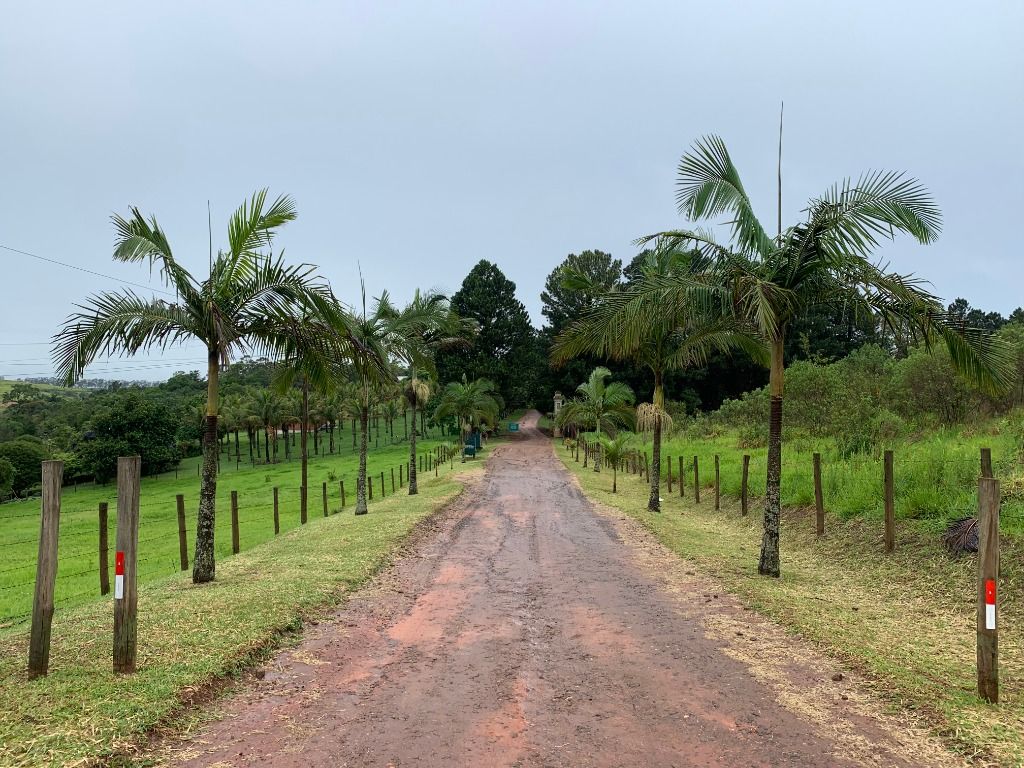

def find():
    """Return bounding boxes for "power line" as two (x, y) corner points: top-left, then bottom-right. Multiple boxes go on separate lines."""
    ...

(0, 243), (176, 297)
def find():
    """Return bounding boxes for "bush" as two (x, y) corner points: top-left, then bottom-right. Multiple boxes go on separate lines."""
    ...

(0, 436), (49, 495)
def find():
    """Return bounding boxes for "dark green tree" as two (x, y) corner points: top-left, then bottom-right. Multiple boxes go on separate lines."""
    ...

(0, 437), (49, 495)
(437, 260), (540, 408)
(79, 393), (181, 482)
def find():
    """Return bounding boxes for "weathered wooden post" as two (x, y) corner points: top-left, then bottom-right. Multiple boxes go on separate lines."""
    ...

(340, 480), (346, 509)
(693, 456), (700, 504)
(884, 450), (895, 552)
(741, 455), (749, 516)
(981, 447), (993, 479)
(174, 494), (188, 571)
(679, 456), (684, 498)
(391, 467), (396, 493)
(977, 473), (1000, 703)
(98, 501), (110, 595)
(667, 455), (673, 494)
(369, 475), (373, 500)
(113, 456), (140, 674)
(813, 453), (824, 536)
(322, 482), (329, 517)
(273, 487), (280, 534)
(28, 460), (63, 677)
(380, 471), (386, 497)
(714, 454), (721, 510)
(231, 491), (240, 554)
(400, 463), (404, 488)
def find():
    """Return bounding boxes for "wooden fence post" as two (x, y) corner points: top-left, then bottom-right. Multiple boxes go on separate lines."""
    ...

(98, 501), (110, 595)
(667, 455), (673, 493)
(679, 456), (684, 498)
(231, 491), (240, 554)
(176, 494), (189, 571)
(322, 482), (329, 517)
(977, 474), (1000, 703)
(273, 487), (280, 534)
(369, 475), (373, 500)
(391, 467), (396, 493)
(981, 447), (993, 479)
(113, 456), (140, 674)
(300, 484), (307, 525)
(400, 463), (404, 488)
(805, 452), (821, 536)
(340, 480), (346, 509)
(741, 455), (749, 516)
(693, 456), (700, 504)
(380, 471), (386, 497)
(714, 455), (721, 510)
(884, 450), (895, 553)
(28, 460), (63, 677)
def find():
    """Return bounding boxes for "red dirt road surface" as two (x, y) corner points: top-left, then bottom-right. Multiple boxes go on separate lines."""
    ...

(166, 411), (957, 767)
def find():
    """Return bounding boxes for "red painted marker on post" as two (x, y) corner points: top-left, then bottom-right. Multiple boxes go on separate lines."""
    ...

(985, 578), (996, 630)
(114, 551), (125, 600)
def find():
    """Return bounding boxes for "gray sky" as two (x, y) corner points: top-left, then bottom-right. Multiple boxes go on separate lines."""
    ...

(2, 1), (1021, 381)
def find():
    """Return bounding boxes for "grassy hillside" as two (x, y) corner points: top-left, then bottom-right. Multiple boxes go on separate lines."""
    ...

(0, 434), (457, 628)
(0, 461), (479, 767)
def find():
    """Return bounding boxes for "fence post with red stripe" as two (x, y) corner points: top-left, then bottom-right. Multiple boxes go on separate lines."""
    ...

(977, 473), (999, 703)
(113, 455), (141, 674)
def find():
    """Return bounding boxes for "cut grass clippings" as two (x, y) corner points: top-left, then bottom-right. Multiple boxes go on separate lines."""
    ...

(0, 466), (478, 768)
(556, 441), (1024, 767)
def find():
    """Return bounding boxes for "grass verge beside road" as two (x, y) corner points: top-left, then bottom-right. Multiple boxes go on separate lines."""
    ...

(0, 466), (478, 767)
(556, 440), (1024, 766)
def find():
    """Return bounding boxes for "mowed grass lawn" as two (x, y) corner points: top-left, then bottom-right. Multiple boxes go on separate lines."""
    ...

(0, 447), (482, 767)
(557, 438), (1024, 765)
(0, 431), (455, 629)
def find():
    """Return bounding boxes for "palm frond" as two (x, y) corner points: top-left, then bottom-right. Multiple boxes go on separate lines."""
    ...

(675, 135), (774, 258)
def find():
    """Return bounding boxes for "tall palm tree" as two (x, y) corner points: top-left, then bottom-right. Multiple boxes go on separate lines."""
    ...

(381, 289), (474, 495)
(53, 190), (333, 583)
(554, 248), (765, 511)
(555, 367), (634, 465)
(640, 135), (1014, 576)
(252, 389), (284, 464)
(433, 376), (503, 452)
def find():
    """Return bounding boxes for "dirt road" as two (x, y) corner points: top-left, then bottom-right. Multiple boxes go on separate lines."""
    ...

(168, 412), (951, 767)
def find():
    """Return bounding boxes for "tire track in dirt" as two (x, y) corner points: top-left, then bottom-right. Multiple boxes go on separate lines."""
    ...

(162, 411), (958, 767)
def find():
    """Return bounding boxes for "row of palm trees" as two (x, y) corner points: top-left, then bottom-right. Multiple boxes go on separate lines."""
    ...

(213, 382), (436, 465)
(553, 135), (1014, 578)
(52, 191), (478, 584)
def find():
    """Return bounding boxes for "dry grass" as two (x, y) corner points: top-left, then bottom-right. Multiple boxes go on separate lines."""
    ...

(557, 441), (1024, 766)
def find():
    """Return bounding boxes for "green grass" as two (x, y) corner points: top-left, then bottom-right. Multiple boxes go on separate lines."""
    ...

(585, 425), (1024, 536)
(0, 455), (479, 767)
(0, 431), (457, 629)
(558, 439), (1024, 765)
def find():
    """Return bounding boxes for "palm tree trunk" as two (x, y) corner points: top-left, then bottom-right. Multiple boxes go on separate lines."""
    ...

(355, 398), (370, 515)
(648, 374), (664, 512)
(264, 426), (271, 463)
(329, 422), (335, 454)
(193, 348), (220, 584)
(300, 380), (309, 524)
(408, 399), (419, 495)
(759, 335), (785, 577)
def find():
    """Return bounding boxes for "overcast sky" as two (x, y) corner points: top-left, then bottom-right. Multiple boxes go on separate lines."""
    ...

(1, 1), (1021, 381)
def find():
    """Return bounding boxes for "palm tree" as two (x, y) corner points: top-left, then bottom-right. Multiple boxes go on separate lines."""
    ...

(53, 190), (333, 583)
(553, 248), (765, 510)
(598, 433), (631, 492)
(640, 135), (1014, 576)
(380, 289), (473, 495)
(252, 389), (284, 464)
(433, 376), (503, 454)
(555, 367), (634, 468)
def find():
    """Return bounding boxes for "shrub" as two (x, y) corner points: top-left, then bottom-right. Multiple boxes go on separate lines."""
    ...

(0, 436), (49, 495)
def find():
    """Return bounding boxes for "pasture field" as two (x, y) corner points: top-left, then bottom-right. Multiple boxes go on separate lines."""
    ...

(0, 431), (456, 630)
(557, 438), (1024, 765)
